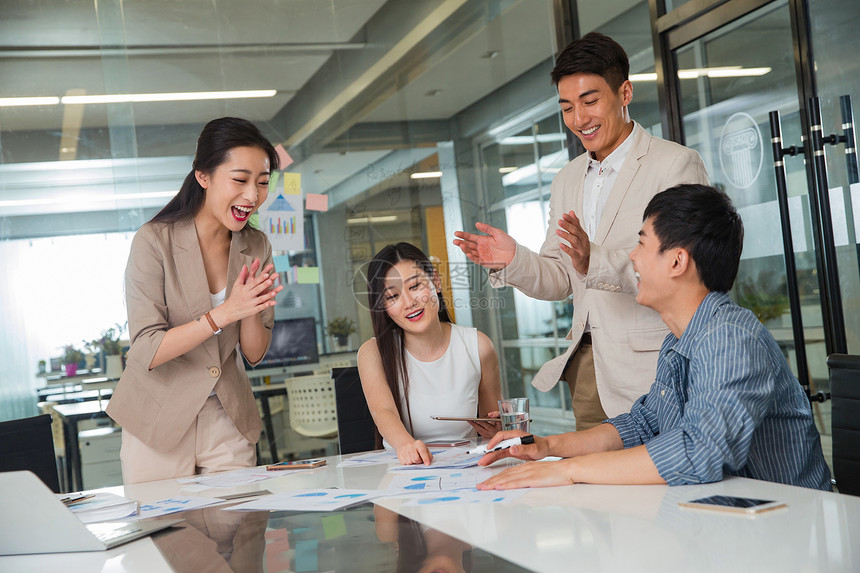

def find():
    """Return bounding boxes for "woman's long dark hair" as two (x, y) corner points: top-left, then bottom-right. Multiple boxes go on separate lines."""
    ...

(367, 243), (452, 433)
(152, 117), (279, 224)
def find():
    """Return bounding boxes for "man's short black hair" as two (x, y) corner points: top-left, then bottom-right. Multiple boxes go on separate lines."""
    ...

(550, 32), (629, 91)
(643, 184), (744, 292)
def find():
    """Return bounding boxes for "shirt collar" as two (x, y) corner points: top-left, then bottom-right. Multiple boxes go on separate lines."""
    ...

(587, 121), (639, 174)
(668, 291), (733, 358)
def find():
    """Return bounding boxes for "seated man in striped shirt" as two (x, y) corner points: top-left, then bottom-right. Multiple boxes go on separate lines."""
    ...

(477, 183), (832, 491)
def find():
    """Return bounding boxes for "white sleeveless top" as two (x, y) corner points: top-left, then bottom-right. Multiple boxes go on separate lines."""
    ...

(386, 323), (482, 447)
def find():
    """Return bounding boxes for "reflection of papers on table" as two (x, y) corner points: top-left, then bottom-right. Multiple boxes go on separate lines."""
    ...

(138, 496), (224, 519)
(56, 492), (139, 523)
(400, 488), (528, 507)
(224, 489), (387, 512)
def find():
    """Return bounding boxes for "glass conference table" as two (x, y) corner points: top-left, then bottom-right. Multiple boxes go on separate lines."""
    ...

(3, 449), (859, 572)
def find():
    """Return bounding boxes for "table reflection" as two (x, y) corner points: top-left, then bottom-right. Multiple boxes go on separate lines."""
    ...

(151, 502), (529, 573)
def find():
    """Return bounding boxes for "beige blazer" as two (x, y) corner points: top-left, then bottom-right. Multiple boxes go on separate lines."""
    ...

(490, 125), (708, 417)
(106, 217), (274, 451)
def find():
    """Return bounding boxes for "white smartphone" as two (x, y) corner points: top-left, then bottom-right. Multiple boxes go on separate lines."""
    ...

(678, 495), (787, 515)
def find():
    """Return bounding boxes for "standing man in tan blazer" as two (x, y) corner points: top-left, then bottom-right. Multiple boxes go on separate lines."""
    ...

(454, 33), (708, 430)
(107, 118), (283, 484)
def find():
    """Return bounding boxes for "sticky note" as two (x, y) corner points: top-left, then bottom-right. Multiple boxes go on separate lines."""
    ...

(268, 170), (280, 194)
(273, 255), (291, 272)
(294, 539), (318, 572)
(296, 267), (320, 284)
(274, 144), (293, 170)
(321, 514), (346, 539)
(305, 193), (328, 212)
(283, 172), (301, 195)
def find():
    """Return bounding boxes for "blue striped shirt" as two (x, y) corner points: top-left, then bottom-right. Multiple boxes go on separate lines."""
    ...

(608, 291), (831, 490)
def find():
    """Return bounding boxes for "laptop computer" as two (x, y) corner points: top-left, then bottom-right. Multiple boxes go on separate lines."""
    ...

(0, 471), (182, 555)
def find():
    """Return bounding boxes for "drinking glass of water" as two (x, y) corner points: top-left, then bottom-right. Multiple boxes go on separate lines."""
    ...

(498, 397), (529, 432)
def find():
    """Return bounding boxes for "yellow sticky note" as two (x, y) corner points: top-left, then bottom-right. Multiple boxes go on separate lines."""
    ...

(296, 267), (320, 284)
(283, 172), (301, 195)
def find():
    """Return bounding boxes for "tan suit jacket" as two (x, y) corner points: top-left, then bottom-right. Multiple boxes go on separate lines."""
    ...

(106, 217), (273, 451)
(490, 125), (708, 417)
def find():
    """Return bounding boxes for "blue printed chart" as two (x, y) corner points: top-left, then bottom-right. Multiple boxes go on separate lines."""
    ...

(401, 488), (527, 507)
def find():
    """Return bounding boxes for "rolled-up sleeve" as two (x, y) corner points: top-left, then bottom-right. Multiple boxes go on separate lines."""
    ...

(644, 325), (774, 486)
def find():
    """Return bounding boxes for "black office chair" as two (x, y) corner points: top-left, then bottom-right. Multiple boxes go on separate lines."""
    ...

(332, 366), (379, 454)
(0, 413), (61, 493)
(827, 353), (860, 496)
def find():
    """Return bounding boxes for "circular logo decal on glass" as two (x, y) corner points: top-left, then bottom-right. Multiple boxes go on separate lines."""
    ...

(719, 112), (763, 190)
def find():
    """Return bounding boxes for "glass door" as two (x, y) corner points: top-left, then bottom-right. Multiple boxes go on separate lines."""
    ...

(663, 0), (860, 471)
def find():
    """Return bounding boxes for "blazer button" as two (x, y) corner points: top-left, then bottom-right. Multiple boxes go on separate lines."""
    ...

(209, 366), (221, 378)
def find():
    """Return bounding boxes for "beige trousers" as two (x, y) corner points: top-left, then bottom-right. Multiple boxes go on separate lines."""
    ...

(562, 338), (608, 431)
(120, 394), (256, 485)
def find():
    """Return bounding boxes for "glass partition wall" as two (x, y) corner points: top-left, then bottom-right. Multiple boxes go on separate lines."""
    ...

(0, 0), (568, 425)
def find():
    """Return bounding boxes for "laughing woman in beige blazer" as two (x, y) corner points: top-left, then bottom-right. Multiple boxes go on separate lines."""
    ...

(107, 117), (283, 484)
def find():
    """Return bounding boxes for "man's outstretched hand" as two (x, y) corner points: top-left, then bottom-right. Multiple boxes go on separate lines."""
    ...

(453, 222), (516, 271)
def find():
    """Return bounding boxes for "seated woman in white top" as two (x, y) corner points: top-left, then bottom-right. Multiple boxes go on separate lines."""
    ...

(358, 242), (502, 465)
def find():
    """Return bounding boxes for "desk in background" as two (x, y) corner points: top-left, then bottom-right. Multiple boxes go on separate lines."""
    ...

(4, 451), (859, 572)
(52, 400), (116, 492)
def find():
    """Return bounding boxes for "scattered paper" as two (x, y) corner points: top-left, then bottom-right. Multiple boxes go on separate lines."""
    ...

(386, 474), (442, 492)
(58, 492), (139, 523)
(138, 496), (224, 519)
(338, 450), (401, 467)
(389, 448), (484, 471)
(176, 466), (276, 489)
(400, 488), (528, 507)
(386, 468), (486, 491)
(224, 489), (386, 512)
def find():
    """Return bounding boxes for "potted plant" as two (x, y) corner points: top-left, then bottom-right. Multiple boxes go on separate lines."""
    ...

(87, 323), (126, 379)
(61, 344), (84, 377)
(326, 317), (356, 349)
(38, 359), (47, 374)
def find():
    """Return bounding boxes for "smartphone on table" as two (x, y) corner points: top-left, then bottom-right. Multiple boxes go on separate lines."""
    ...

(266, 458), (327, 471)
(430, 416), (497, 422)
(678, 495), (787, 515)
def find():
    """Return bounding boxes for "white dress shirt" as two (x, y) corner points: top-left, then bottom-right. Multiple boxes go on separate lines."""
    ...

(581, 122), (639, 239)
(580, 122), (638, 332)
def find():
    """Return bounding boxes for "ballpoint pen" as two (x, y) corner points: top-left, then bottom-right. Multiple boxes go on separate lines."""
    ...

(468, 434), (535, 455)
(60, 494), (96, 506)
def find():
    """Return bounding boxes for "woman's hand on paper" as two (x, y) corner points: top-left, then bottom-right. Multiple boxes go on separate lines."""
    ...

(397, 439), (433, 466)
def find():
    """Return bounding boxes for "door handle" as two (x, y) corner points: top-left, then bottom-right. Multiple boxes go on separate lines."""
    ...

(767, 110), (811, 395)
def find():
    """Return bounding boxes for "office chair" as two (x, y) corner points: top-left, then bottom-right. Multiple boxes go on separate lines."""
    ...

(284, 374), (339, 439)
(332, 366), (379, 454)
(0, 413), (61, 493)
(827, 353), (860, 496)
